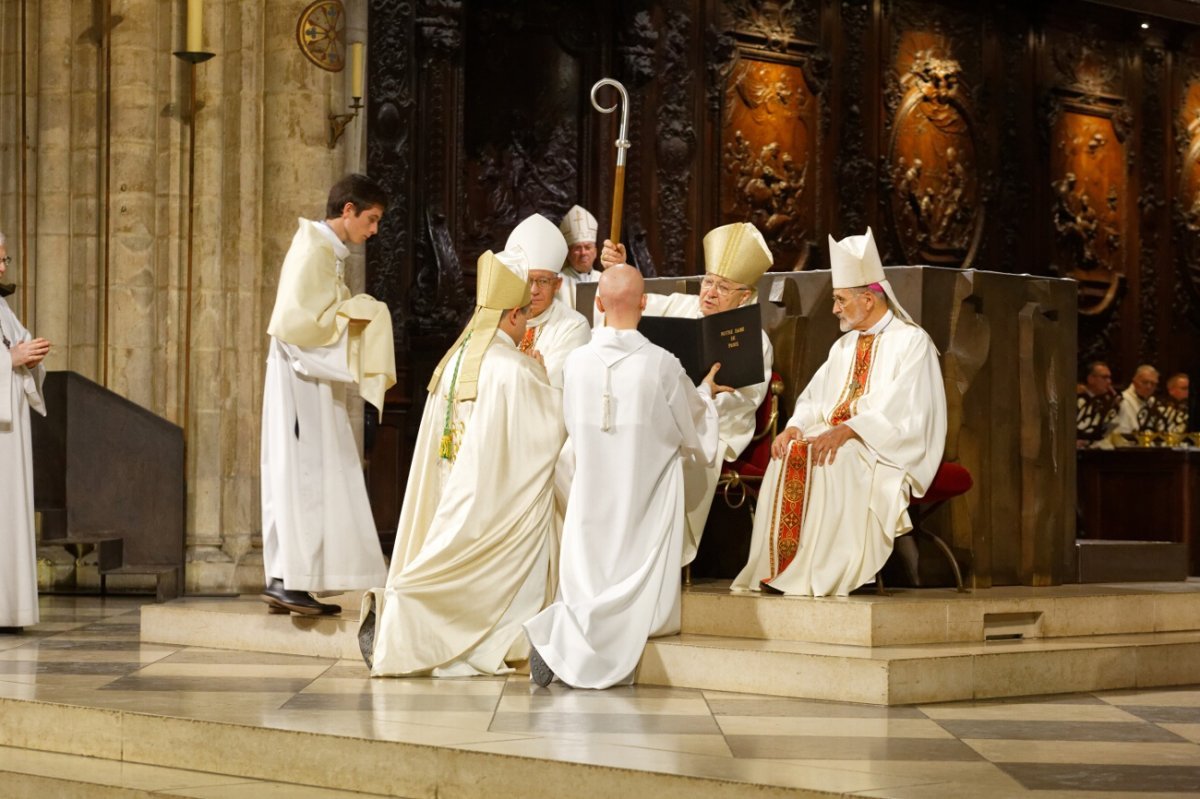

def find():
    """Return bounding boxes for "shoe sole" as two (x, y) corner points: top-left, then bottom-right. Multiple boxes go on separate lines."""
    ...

(529, 648), (554, 687)
(260, 593), (324, 616)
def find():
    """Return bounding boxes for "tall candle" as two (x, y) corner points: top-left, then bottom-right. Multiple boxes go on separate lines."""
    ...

(186, 0), (203, 52)
(350, 42), (364, 99)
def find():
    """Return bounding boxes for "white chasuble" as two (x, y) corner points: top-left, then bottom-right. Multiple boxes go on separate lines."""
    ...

(517, 299), (591, 388)
(524, 328), (719, 689)
(0, 298), (46, 627)
(556, 266), (599, 313)
(366, 333), (565, 677)
(733, 316), (946, 597)
(643, 293), (773, 565)
(261, 220), (389, 593)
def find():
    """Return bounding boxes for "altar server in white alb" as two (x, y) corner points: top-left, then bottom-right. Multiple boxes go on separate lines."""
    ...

(361, 245), (565, 677)
(733, 228), (946, 597)
(260, 175), (396, 616)
(601, 223), (774, 565)
(0, 232), (49, 633)
(511, 213), (591, 388)
(556, 205), (600, 312)
(524, 264), (724, 690)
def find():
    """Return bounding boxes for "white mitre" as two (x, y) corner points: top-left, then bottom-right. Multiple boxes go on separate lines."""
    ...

(828, 227), (913, 323)
(559, 205), (598, 246)
(505, 213), (569, 275)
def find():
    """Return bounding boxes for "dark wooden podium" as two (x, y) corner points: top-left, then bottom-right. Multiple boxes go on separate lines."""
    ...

(1077, 447), (1200, 576)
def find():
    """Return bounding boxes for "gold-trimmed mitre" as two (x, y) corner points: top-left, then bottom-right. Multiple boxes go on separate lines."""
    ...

(702, 223), (774, 289)
(426, 250), (530, 401)
(505, 213), (569, 275)
(828, 227), (913, 323)
(559, 205), (598, 246)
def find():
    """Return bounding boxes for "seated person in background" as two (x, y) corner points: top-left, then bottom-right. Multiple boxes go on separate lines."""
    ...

(732, 228), (946, 597)
(359, 245), (565, 678)
(1076, 360), (1121, 447)
(1114, 364), (1160, 437)
(600, 223), (773, 566)
(556, 205), (601, 310)
(1162, 373), (1190, 433)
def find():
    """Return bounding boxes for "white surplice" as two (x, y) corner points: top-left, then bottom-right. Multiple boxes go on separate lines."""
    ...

(1113, 384), (1145, 436)
(524, 328), (719, 689)
(733, 312), (946, 597)
(643, 293), (773, 564)
(366, 332), (565, 677)
(521, 298), (591, 388)
(0, 298), (46, 627)
(260, 223), (387, 593)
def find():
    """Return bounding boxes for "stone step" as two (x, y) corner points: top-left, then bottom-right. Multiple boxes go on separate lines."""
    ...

(638, 629), (1200, 705)
(679, 579), (1200, 646)
(0, 697), (835, 799)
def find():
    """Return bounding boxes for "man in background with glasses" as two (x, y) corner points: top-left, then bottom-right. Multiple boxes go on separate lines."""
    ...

(601, 223), (774, 567)
(0, 231), (51, 634)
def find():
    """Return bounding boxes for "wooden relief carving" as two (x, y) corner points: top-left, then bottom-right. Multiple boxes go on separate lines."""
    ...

(721, 54), (818, 270)
(886, 38), (982, 266)
(1177, 79), (1200, 315)
(1047, 97), (1128, 316)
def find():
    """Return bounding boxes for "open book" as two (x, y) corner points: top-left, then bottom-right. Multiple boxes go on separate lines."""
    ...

(638, 304), (764, 389)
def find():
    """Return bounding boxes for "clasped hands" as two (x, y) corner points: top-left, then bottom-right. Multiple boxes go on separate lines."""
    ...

(10, 337), (50, 369)
(771, 424), (860, 466)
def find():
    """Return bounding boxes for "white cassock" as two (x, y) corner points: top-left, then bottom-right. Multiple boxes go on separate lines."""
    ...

(519, 298), (591, 388)
(643, 293), (773, 564)
(733, 312), (946, 596)
(524, 328), (719, 689)
(556, 266), (599, 312)
(366, 333), (565, 677)
(260, 223), (388, 592)
(0, 298), (46, 627)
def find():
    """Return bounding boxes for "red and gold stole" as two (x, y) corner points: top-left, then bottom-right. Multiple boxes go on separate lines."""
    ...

(519, 326), (538, 353)
(762, 332), (879, 584)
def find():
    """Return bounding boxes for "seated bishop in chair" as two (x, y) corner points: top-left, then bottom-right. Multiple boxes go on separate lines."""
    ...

(732, 228), (946, 597)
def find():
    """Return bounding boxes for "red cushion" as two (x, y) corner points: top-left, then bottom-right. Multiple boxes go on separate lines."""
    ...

(720, 371), (782, 480)
(913, 461), (973, 505)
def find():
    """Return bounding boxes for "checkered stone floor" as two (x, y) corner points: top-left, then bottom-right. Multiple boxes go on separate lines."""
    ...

(0, 595), (1198, 798)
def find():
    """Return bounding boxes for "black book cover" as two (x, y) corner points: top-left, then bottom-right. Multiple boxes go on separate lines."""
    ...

(638, 304), (764, 389)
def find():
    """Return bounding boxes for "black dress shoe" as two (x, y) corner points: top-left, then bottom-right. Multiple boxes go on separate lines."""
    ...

(260, 579), (326, 616)
(759, 579), (785, 595)
(529, 646), (555, 687)
(316, 600), (342, 616)
(0, 627), (23, 635)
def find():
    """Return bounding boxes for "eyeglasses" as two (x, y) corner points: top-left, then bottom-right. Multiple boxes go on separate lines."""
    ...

(530, 277), (559, 288)
(700, 277), (749, 298)
(0, 256), (11, 266)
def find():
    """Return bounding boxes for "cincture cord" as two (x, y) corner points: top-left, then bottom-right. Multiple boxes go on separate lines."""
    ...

(601, 363), (614, 432)
(438, 331), (471, 461)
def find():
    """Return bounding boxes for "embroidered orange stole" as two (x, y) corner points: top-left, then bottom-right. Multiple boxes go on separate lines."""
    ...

(762, 333), (878, 584)
(519, 326), (538, 354)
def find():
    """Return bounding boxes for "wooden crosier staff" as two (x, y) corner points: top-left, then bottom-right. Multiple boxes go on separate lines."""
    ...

(590, 78), (630, 248)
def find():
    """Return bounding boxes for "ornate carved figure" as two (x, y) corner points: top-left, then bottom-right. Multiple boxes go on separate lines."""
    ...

(887, 47), (980, 265)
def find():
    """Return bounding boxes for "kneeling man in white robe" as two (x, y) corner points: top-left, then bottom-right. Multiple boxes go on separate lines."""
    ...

(524, 264), (725, 689)
(360, 246), (565, 677)
(733, 228), (946, 597)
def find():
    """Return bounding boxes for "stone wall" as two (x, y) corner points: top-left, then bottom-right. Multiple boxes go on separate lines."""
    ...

(0, 0), (370, 593)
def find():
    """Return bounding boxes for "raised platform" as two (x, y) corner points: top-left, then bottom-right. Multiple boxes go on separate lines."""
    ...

(140, 580), (1200, 706)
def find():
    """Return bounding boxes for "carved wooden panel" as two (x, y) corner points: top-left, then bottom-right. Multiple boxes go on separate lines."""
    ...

(885, 33), (982, 266)
(1178, 74), (1200, 319)
(720, 52), (819, 270)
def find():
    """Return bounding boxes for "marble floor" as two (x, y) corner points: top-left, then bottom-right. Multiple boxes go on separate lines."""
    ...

(1, 595), (1199, 798)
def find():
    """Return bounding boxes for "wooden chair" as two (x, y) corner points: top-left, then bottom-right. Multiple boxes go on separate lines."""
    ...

(716, 372), (785, 511)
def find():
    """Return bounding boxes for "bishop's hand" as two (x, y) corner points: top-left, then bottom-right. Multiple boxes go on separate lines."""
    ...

(808, 424), (860, 467)
(771, 426), (803, 460)
(600, 239), (627, 269)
